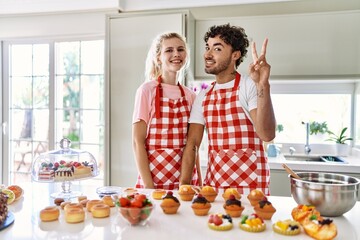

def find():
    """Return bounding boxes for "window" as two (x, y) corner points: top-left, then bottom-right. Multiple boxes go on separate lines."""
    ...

(3, 39), (105, 186)
(271, 80), (354, 145)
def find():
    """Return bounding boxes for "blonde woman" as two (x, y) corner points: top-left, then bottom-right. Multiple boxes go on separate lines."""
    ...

(132, 32), (201, 190)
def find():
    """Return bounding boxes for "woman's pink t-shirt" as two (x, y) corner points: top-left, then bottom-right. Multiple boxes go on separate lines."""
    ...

(132, 80), (196, 125)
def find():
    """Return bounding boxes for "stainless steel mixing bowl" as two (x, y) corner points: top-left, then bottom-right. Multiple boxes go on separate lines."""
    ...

(289, 172), (360, 217)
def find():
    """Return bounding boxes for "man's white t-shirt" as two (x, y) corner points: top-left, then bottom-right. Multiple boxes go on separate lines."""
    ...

(189, 74), (257, 125)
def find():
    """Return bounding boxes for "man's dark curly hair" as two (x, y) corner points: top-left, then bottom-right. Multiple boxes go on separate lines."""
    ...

(204, 23), (249, 68)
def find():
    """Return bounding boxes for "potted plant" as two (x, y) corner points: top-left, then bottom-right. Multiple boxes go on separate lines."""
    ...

(326, 127), (353, 156)
(309, 121), (329, 135)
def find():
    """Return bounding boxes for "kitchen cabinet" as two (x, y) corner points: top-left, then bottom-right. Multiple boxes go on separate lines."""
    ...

(195, 11), (360, 79)
(106, 11), (194, 186)
(270, 169), (360, 200)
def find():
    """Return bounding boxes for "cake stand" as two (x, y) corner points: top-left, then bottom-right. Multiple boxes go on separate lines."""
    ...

(31, 138), (99, 199)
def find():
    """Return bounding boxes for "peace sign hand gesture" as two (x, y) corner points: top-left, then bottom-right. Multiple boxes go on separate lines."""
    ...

(248, 38), (271, 85)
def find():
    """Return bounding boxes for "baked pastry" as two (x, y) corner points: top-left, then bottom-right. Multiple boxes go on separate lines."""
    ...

(86, 199), (103, 212)
(60, 201), (72, 210)
(160, 191), (180, 214)
(6, 185), (23, 200)
(273, 219), (301, 236)
(178, 185), (196, 201)
(54, 197), (65, 206)
(301, 215), (337, 240)
(191, 194), (211, 216)
(102, 195), (115, 207)
(291, 205), (337, 240)
(0, 192), (9, 225)
(80, 199), (89, 208)
(199, 186), (217, 202)
(1, 189), (15, 205)
(223, 194), (245, 218)
(91, 204), (110, 218)
(239, 213), (266, 232)
(291, 204), (321, 224)
(247, 189), (265, 206)
(253, 197), (276, 220)
(65, 208), (85, 223)
(208, 214), (233, 231)
(123, 188), (138, 196)
(64, 203), (83, 212)
(40, 206), (60, 222)
(222, 188), (241, 201)
(77, 195), (87, 202)
(152, 189), (166, 200)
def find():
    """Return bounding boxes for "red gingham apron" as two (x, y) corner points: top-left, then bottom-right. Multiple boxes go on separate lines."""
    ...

(135, 76), (198, 190)
(202, 72), (270, 195)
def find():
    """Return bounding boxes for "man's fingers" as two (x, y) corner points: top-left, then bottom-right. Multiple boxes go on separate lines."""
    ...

(261, 38), (268, 56)
(251, 41), (258, 63)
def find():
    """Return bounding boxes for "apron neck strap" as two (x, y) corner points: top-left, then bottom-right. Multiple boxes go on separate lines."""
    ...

(155, 75), (185, 119)
(208, 72), (241, 94)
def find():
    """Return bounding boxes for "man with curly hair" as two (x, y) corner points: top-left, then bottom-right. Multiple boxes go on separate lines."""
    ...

(180, 23), (276, 195)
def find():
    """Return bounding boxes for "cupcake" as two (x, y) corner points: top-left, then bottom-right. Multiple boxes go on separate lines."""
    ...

(152, 189), (166, 200)
(223, 194), (245, 218)
(253, 197), (276, 220)
(191, 194), (211, 216)
(160, 191), (180, 214)
(239, 213), (266, 232)
(247, 189), (265, 206)
(208, 214), (233, 231)
(199, 186), (218, 202)
(273, 219), (301, 236)
(222, 188), (241, 201)
(178, 185), (196, 201)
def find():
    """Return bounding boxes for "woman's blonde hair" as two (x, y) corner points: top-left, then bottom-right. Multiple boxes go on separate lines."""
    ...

(144, 32), (190, 84)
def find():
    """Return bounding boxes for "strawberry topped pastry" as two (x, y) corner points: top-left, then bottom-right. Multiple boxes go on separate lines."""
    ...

(208, 213), (233, 231)
(239, 213), (266, 232)
(223, 194), (244, 218)
(117, 193), (154, 225)
(191, 194), (211, 216)
(273, 219), (301, 236)
(253, 196), (276, 220)
(222, 188), (241, 201)
(160, 191), (180, 214)
(292, 205), (337, 240)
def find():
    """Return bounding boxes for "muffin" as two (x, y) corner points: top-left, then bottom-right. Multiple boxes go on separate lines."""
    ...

(199, 186), (218, 202)
(223, 194), (245, 218)
(253, 197), (276, 220)
(273, 219), (301, 236)
(160, 191), (180, 214)
(152, 189), (166, 200)
(247, 189), (265, 206)
(239, 213), (266, 232)
(208, 214), (233, 231)
(222, 188), (241, 201)
(191, 194), (211, 216)
(178, 185), (196, 201)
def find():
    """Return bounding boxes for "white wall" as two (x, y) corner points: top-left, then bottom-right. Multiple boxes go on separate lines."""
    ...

(0, 11), (116, 39)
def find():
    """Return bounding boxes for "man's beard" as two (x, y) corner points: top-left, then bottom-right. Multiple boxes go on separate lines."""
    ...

(204, 56), (232, 75)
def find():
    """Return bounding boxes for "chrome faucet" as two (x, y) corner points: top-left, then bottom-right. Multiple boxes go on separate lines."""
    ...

(303, 122), (311, 155)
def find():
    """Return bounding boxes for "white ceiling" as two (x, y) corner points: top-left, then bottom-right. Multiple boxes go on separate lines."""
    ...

(0, 0), (358, 17)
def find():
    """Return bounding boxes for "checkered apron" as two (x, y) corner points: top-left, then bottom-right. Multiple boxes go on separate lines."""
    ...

(202, 72), (270, 195)
(135, 77), (198, 190)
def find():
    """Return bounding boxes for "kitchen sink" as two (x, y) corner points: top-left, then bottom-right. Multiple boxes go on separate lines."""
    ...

(284, 154), (347, 164)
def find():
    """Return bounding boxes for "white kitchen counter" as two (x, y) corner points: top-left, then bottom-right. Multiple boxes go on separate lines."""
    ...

(1, 182), (359, 240)
(268, 154), (360, 174)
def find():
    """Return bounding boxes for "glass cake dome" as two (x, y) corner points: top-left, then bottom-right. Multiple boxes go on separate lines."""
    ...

(31, 138), (99, 198)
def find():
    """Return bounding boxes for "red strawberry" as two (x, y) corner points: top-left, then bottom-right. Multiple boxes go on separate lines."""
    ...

(213, 215), (223, 226)
(128, 207), (141, 219)
(54, 162), (60, 168)
(208, 214), (214, 223)
(119, 197), (130, 207)
(60, 160), (66, 165)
